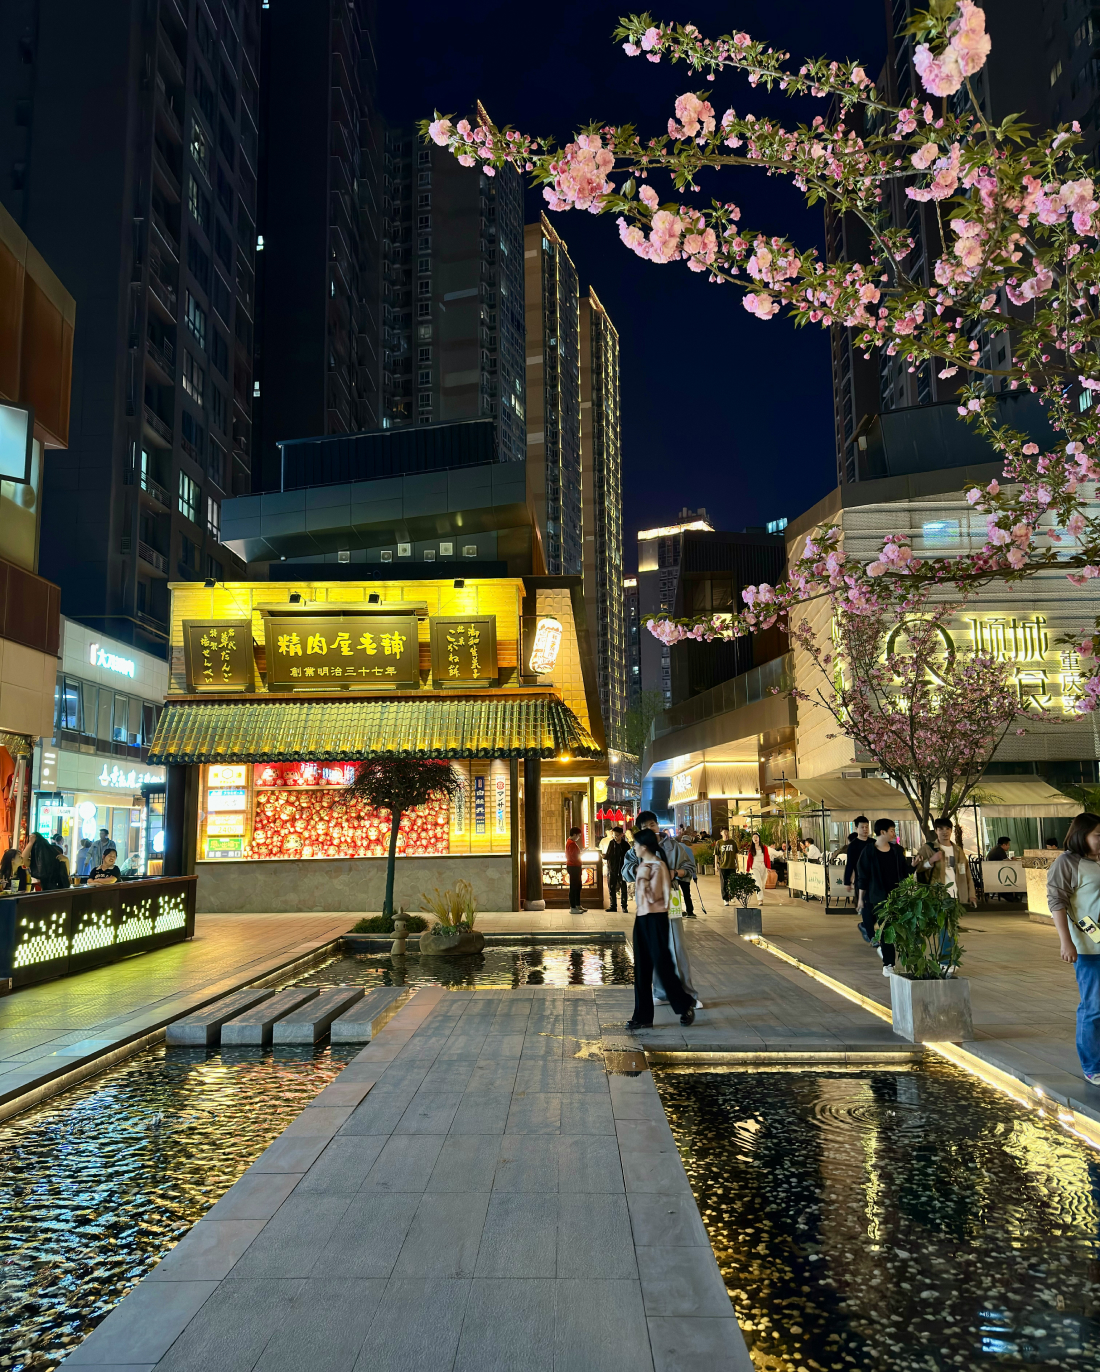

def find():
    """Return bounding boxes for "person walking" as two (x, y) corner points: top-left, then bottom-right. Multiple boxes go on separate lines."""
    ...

(74, 838), (94, 879)
(664, 828), (698, 918)
(565, 826), (584, 914)
(844, 816), (873, 926)
(1047, 812), (1100, 1085)
(624, 828), (696, 1031)
(714, 828), (740, 905)
(855, 819), (911, 975)
(745, 832), (770, 906)
(604, 825), (630, 912)
(914, 816), (977, 970)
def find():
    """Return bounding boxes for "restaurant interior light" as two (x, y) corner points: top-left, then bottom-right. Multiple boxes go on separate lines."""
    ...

(528, 616), (563, 674)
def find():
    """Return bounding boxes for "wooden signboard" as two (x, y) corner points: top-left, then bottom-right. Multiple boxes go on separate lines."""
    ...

(183, 620), (254, 692)
(264, 615), (420, 690)
(430, 616), (498, 687)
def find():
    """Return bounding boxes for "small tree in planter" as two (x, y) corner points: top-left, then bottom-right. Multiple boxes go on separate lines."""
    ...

(342, 760), (465, 919)
(725, 870), (764, 935)
(418, 880), (486, 956)
(876, 876), (973, 1042)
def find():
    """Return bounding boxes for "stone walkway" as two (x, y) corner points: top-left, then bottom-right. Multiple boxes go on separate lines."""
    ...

(65, 985), (753, 1372)
(0, 913), (351, 1116)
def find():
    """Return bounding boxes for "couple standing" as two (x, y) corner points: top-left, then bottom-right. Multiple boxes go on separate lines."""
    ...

(620, 811), (700, 1032)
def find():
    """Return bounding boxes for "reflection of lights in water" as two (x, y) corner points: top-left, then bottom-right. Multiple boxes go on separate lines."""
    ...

(656, 1060), (1100, 1372)
(286, 944), (633, 992)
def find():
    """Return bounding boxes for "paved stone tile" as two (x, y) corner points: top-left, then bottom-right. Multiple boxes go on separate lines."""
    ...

(427, 1133), (502, 1191)
(393, 1090), (463, 1134)
(505, 1091), (561, 1134)
(493, 1134), (560, 1193)
(620, 1151), (695, 1195)
(558, 1134), (625, 1193)
(647, 1316), (754, 1372)
(479, 1032), (525, 1058)
(306, 1078), (377, 1110)
(465, 1057), (519, 1093)
(250, 1279), (386, 1372)
(452, 1279), (556, 1372)
(293, 1136), (388, 1196)
(615, 1118), (678, 1153)
(450, 1089), (512, 1135)
(561, 1091), (616, 1135)
(358, 1132), (446, 1193)
(560, 1058), (611, 1093)
(153, 1278), (301, 1372)
(338, 1089), (419, 1136)
(204, 1172), (302, 1222)
(351, 1278), (470, 1372)
(227, 1194), (352, 1279)
(627, 1193), (710, 1248)
(474, 1193), (557, 1277)
(553, 1279), (654, 1372)
(513, 1058), (563, 1093)
(249, 1135), (332, 1175)
(279, 1106), (353, 1138)
(148, 1220), (267, 1281)
(556, 1193), (637, 1278)
(312, 1192), (422, 1280)
(418, 1058), (476, 1092)
(64, 1280), (219, 1365)
(636, 1246), (734, 1318)
(392, 1191), (490, 1278)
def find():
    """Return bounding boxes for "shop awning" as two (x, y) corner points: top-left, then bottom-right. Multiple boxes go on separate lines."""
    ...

(793, 777), (906, 811)
(147, 696), (601, 764)
(970, 779), (1078, 818)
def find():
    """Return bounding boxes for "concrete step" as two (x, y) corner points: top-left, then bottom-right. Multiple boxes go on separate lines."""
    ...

(222, 987), (320, 1046)
(330, 987), (409, 1043)
(166, 986), (277, 1046)
(272, 986), (365, 1044)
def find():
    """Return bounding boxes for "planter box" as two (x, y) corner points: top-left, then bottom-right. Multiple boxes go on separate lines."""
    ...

(736, 908), (762, 936)
(418, 928), (486, 957)
(890, 974), (973, 1043)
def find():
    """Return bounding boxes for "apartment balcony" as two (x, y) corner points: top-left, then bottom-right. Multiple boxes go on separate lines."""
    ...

(148, 272), (177, 322)
(151, 212), (179, 264)
(157, 26), (184, 87)
(135, 608), (169, 637)
(138, 469), (171, 510)
(143, 405), (173, 447)
(138, 540), (169, 576)
(145, 337), (175, 384)
(155, 77), (183, 141)
(152, 145), (181, 202)
(181, 434), (201, 465)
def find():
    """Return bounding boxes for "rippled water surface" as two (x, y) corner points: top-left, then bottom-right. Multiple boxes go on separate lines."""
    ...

(0, 1042), (358, 1371)
(656, 1060), (1100, 1371)
(287, 942), (634, 990)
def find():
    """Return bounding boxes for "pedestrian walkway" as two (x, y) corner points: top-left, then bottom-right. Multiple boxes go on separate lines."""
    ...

(65, 985), (753, 1372)
(0, 912), (351, 1116)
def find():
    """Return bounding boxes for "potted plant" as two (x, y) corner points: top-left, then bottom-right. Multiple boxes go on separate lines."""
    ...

(418, 880), (485, 956)
(876, 877), (972, 1043)
(725, 870), (765, 936)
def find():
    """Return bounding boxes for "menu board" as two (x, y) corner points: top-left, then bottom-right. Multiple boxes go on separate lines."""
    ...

(430, 616), (498, 687)
(264, 615), (420, 690)
(183, 620), (254, 692)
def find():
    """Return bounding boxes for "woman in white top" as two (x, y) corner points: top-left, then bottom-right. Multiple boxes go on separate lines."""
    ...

(1046, 811), (1100, 1085)
(625, 828), (696, 1032)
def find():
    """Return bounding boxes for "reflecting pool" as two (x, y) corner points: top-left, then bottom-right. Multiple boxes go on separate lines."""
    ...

(288, 941), (634, 990)
(656, 1060), (1100, 1370)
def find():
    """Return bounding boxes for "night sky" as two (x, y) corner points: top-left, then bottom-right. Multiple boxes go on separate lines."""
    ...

(379, 2), (885, 569)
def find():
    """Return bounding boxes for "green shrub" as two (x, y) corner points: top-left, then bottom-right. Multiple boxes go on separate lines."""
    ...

(350, 912), (428, 934)
(724, 872), (761, 907)
(876, 877), (964, 980)
(691, 842), (715, 868)
(420, 880), (479, 930)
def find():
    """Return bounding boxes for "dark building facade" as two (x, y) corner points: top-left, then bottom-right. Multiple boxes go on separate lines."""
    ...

(829, 0), (1086, 488)
(378, 123), (525, 462)
(253, 0), (380, 492)
(624, 576), (641, 711)
(0, 0), (258, 656)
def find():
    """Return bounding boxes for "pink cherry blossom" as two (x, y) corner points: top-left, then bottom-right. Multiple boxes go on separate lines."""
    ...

(743, 291), (779, 319)
(913, 42), (964, 97)
(948, 0), (992, 76)
(911, 143), (939, 169)
(428, 118), (454, 146)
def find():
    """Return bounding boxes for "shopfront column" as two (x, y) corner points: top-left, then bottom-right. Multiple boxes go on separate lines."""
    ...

(164, 765), (199, 877)
(524, 755), (544, 910)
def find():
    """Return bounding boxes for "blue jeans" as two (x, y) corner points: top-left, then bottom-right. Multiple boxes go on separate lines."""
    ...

(1076, 955), (1100, 1078)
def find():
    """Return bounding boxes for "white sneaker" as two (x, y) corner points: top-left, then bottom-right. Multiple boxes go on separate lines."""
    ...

(882, 965), (895, 977)
(1086, 1071), (1100, 1086)
(722, 900), (729, 907)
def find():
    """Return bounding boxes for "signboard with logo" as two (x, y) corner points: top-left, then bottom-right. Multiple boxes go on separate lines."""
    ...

(980, 860), (1026, 893)
(183, 620), (254, 693)
(430, 616), (498, 687)
(264, 616), (420, 690)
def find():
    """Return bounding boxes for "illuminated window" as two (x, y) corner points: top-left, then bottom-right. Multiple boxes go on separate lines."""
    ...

(179, 471), (200, 523)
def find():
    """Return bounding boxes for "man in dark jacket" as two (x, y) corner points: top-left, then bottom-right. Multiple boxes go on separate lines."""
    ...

(604, 825), (630, 912)
(855, 819), (911, 974)
(844, 815), (874, 934)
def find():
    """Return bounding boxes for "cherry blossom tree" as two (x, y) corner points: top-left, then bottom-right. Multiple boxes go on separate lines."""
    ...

(793, 594), (1025, 834)
(423, 2), (1100, 708)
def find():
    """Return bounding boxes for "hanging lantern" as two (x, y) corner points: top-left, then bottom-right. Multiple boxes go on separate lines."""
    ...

(528, 616), (563, 674)
(596, 807), (605, 821)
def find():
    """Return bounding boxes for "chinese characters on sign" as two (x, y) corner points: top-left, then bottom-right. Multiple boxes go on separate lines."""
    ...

(183, 620), (254, 693)
(264, 616), (420, 690)
(430, 617), (498, 686)
(474, 775), (486, 835)
(494, 775), (507, 836)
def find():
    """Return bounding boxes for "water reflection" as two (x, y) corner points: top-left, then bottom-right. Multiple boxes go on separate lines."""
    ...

(0, 1043), (357, 1372)
(288, 943), (634, 991)
(656, 1060), (1100, 1370)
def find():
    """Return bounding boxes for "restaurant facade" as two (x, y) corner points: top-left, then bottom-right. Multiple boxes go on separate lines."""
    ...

(148, 574), (609, 913)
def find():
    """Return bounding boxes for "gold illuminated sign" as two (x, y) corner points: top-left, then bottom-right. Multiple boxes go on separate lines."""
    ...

(264, 615), (420, 690)
(183, 620), (253, 692)
(528, 617), (563, 675)
(430, 617), (497, 687)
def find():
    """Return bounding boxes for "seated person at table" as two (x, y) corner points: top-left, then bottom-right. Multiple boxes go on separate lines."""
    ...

(87, 849), (120, 885)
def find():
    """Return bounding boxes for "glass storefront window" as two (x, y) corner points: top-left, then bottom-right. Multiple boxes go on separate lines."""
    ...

(128, 697), (143, 747)
(81, 682), (98, 739)
(59, 678), (81, 731)
(113, 694), (129, 743)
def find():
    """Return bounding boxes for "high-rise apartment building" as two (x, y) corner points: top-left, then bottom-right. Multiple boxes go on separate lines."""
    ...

(253, 0), (380, 491)
(624, 577), (641, 712)
(378, 124), (525, 460)
(830, 0), (1085, 487)
(0, 0), (257, 656)
(637, 510), (713, 707)
(580, 289), (625, 749)
(524, 216), (582, 577)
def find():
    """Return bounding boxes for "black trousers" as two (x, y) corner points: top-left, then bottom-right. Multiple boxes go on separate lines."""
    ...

(677, 878), (694, 915)
(862, 899), (896, 967)
(632, 913), (694, 1023)
(607, 876), (627, 910)
(568, 867), (582, 908)
(719, 868), (736, 900)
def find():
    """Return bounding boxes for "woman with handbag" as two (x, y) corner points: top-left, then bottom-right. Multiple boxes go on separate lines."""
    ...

(654, 876), (703, 1012)
(746, 832), (770, 906)
(625, 829), (697, 1032)
(1047, 811), (1100, 1085)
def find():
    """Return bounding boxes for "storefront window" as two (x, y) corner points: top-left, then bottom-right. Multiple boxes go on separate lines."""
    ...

(113, 693), (129, 743)
(82, 682), (98, 740)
